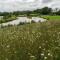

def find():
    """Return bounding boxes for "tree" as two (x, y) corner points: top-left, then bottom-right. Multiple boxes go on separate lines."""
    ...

(26, 11), (32, 16)
(41, 7), (52, 15)
(56, 10), (60, 15)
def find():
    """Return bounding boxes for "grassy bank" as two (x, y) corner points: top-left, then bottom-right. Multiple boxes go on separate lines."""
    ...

(41, 15), (60, 20)
(0, 21), (60, 60)
(0, 15), (17, 24)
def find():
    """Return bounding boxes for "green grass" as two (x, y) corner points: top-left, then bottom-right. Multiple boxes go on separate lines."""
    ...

(41, 15), (60, 20)
(0, 15), (17, 24)
(0, 21), (60, 60)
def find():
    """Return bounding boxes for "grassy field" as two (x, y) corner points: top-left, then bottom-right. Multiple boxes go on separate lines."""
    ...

(41, 15), (60, 20)
(0, 20), (60, 60)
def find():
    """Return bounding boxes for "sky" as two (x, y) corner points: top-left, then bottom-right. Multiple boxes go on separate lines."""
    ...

(0, 0), (60, 12)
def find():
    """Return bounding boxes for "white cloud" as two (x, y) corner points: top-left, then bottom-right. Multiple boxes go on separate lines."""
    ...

(0, 0), (60, 12)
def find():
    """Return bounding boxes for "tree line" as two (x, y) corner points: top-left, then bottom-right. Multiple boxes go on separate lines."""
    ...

(0, 7), (60, 17)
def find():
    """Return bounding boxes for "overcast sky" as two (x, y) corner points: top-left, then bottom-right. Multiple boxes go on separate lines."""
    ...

(0, 0), (60, 12)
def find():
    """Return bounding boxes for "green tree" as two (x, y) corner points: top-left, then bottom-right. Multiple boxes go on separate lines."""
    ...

(41, 7), (52, 15)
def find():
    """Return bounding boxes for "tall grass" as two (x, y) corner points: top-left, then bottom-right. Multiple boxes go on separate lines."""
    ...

(0, 21), (60, 60)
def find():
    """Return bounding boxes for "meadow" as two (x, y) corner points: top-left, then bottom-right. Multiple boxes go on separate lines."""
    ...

(41, 15), (60, 20)
(0, 20), (60, 60)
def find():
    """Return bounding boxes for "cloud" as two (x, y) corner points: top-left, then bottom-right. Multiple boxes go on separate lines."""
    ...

(42, 0), (52, 3)
(0, 0), (60, 12)
(0, 0), (41, 12)
(48, 0), (60, 8)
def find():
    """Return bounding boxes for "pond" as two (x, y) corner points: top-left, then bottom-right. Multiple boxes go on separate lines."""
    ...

(0, 17), (47, 27)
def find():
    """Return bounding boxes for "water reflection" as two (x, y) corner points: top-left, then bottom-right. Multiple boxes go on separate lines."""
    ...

(0, 17), (47, 27)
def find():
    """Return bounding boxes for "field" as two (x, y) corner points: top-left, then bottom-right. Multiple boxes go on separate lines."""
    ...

(41, 15), (60, 20)
(0, 20), (60, 60)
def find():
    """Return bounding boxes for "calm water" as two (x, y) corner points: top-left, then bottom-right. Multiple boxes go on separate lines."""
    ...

(0, 17), (47, 27)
